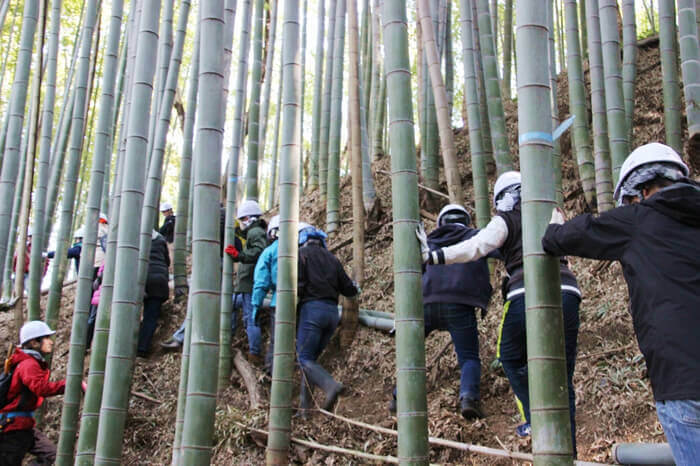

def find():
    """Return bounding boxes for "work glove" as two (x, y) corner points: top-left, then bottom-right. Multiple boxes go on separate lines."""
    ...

(81, 380), (88, 393)
(352, 281), (362, 295)
(224, 244), (239, 259)
(549, 207), (566, 225)
(415, 224), (432, 264)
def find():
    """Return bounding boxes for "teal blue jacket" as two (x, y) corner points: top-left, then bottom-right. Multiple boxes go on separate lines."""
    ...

(251, 240), (278, 316)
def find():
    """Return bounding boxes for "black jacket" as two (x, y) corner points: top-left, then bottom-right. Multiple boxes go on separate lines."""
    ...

(298, 240), (358, 305)
(146, 233), (170, 300)
(423, 224), (492, 311)
(542, 181), (700, 401)
(159, 214), (176, 243)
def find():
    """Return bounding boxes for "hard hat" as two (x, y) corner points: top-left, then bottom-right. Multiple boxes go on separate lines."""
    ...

(74, 227), (85, 238)
(493, 171), (522, 206)
(267, 215), (280, 234)
(613, 143), (689, 201)
(20, 321), (56, 345)
(99, 212), (109, 224)
(26, 226), (33, 237)
(236, 200), (262, 219)
(160, 202), (173, 212)
(437, 204), (471, 227)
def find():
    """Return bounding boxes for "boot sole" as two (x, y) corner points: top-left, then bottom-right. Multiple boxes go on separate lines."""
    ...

(461, 407), (485, 420)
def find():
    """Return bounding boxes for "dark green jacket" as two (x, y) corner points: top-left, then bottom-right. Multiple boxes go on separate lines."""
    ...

(234, 219), (267, 293)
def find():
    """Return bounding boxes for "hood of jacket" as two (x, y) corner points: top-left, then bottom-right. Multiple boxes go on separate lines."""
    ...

(427, 223), (478, 248)
(643, 180), (700, 227)
(9, 348), (46, 368)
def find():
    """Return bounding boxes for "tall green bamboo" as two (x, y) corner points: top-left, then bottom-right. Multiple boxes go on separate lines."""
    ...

(300, 0), (308, 186)
(265, 0), (302, 461)
(370, 0), (385, 160)
(136, 0), (191, 300)
(171, 296), (193, 464)
(259, 0), (279, 175)
(445, 2), (454, 118)
(564, 0), (596, 206)
(45, 0), (99, 347)
(383, 0), (429, 462)
(678, 0), (700, 144)
(318, 0), (337, 199)
(472, 1), (495, 174)
(657, 0), (682, 153)
(586, 0), (614, 212)
(358, 1), (376, 211)
(475, 0), (513, 174)
(547, 0), (564, 206)
(459, 0), (489, 228)
(93, 1), (162, 461)
(219, 0), (253, 389)
(326, 0), (346, 234)
(502, 0), (513, 99)
(174, 30), (200, 300)
(2, 130), (27, 302)
(579, 0), (587, 63)
(268, 65), (283, 209)
(417, 0), (463, 203)
(309, 0), (325, 190)
(555, 0), (565, 71)
(420, 45), (440, 193)
(598, 0), (630, 185)
(621, 0), (637, 144)
(0, 0), (39, 293)
(55, 0), (125, 459)
(245, 0), (265, 201)
(180, 0), (226, 461)
(0, 0), (19, 121)
(26, 0), (50, 319)
(516, 1), (573, 463)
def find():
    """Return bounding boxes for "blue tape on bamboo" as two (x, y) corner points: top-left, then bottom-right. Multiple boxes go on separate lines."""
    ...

(519, 132), (553, 144)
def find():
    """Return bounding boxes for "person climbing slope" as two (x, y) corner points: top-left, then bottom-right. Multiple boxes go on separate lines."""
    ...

(416, 171), (581, 454)
(225, 200), (267, 364)
(0, 322), (69, 465)
(390, 204), (493, 420)
(137, 230), (171, 357)
(296, 223), (359, 417)
(542, 143), (700, 466)
(251, 215), (281, 375)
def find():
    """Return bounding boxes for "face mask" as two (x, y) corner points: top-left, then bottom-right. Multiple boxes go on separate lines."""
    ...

(240, 217), (256, 230)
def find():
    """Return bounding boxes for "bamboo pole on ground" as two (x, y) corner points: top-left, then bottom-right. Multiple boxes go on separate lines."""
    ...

(382, 0), (429, 462)
(0, 0), (40, 293)
(586, 0), (614, 212)
(266, 0), (302, 462)
(516, 1), (573, 463)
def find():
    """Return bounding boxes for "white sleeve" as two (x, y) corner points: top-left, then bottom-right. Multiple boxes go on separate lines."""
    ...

(438, 216), (509, 264)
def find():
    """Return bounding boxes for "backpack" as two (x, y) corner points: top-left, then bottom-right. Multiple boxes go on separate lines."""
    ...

(0, 346), (16, 408)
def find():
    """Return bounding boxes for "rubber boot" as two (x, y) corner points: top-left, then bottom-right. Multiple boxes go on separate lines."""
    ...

(301, 360), (344, 410)
(296, 379), (312, 419)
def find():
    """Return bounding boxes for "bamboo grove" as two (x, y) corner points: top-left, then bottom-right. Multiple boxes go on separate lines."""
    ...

(0, 0), (696, 464)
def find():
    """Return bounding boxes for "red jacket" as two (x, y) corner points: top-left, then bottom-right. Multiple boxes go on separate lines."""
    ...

(1, 348), (65, 432)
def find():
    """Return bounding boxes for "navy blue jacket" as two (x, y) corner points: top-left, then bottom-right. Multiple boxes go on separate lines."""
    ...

(422, 224), (493, 311)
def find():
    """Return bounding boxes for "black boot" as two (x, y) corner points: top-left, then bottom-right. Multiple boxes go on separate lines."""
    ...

(460, 397), (485, 420)
(301, 360), (344, 411)
(295, 378), (312, 419)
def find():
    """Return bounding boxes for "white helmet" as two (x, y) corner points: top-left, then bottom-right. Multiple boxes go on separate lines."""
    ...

(437, 204), (471, 227)
(267, 215), (280, 234)
(26, 226), (33, 237)
(99, 212), (109, 223)
(160, 201), (173, 212)
(297, 222), (312, 232)
(613, 143), (689, 201)
(74, 227), (85, 238)
(236, 199), (262, 219)
(20, 321), (56, 345)
(493, 171), (522, 206)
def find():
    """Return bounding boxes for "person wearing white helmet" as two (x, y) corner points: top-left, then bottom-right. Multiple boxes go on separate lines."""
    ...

(224, 199), (267, 364)
(416, 171), (582, 451)
(389, 204), (493, 420)
(250, 215), (283, 374)
(158, 202), (176, 244)
(93, 213), (110, 271)
(0, 321), (68, 465)
(543, 142), (699, 465)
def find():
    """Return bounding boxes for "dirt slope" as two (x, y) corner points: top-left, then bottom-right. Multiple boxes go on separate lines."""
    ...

(5, 39), (693, 464)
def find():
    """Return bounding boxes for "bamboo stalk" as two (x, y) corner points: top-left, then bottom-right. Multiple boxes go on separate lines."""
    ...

(677, 0), (700, 144)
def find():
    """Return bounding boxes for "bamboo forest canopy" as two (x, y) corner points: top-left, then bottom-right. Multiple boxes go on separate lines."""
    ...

(0, 0), (697, 464)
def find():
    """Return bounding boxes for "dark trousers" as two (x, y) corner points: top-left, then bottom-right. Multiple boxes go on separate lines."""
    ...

(296, 300), (341, 395)
(86, 304), (98, 350)
(265, 308), (276, 374)
(0, 428), (56, 466)
(498, 291), (580, 454)
(424, 302), (481, 400)
(137, 298), (164, 353)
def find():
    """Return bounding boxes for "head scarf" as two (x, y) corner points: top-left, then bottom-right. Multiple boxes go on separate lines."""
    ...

(495, 184), (521, 212)
(618, 162), (685, 205)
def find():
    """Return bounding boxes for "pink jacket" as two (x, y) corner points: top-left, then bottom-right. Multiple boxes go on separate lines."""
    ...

(91, 265), (105, 305)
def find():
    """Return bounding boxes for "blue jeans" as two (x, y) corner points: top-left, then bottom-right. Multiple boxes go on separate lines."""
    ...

(296, 299), (341, 393)
(424, 302), (481, 401)
(656, 399), (700, 466)
(138, 298), (164, 353)
(498, 291), (580, 454)
(172, 322), (186, 344)
(234, 293), (261, 356)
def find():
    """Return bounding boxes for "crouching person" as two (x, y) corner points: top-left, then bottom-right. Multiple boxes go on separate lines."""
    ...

(0, 321), (66, 465)
(297, 223), (359, 416)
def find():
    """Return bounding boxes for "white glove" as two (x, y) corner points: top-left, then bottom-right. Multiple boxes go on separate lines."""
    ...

(415, 224), (431, 264)
(550, 207), (566, 225)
